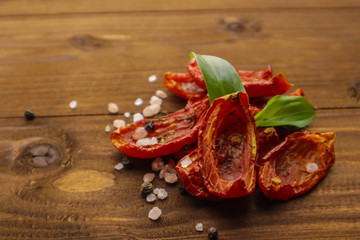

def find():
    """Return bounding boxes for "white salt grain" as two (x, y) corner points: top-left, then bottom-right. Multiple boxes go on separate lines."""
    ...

(143, 104), (161, 117)
(153, 188), (160, 195)
(150, 95), (163, 105)
(143, 173), (156, 183)
(108, 103), (119, 114)
(195, 223), (204, 232)
(148, 75), (157, 83)
(132, 127), (148, 140)
(135, 137), (158, 147)
(156, 90), (168, 99)
(124, 112), (131, 118)
(164, 172), (178, 184)
(69, 100), (78, 110)
(134, 98), (144, 106)
(113, 119), (126, 129)
(159, 163), (177, 179)
(181, 156), (193, 168)
(156, 188), (168, 200)
(152, 158), (164, 172)
(148, 207), (162, 220)
(114, 162), (124, 171)
(146, 193), (157, 203)
(105, 125), (111, 133)
(133, 113), (144, 122)
(306, 163), (319, 173)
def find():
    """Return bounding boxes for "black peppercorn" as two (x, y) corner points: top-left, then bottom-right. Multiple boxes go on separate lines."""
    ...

(122, 156), (133, 169)
(144, 121), (155, 132)
(208, 227), (218, 240)
(24, 110), (35, 120)
(140, 182), (153, 197)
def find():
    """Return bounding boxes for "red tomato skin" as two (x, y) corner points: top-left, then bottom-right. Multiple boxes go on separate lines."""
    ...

(175, 149), (224, 201)
(163, 72), (206, 100)
(257, 132), (336, 200)
(199, 92), (258, 198)
(110, 97), (209, 159)
(242, 72), (293, 98)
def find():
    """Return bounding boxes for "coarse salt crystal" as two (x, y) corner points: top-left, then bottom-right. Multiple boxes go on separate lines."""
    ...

(306, 163), (319, 173)
(148, 206), (162, 220)
(105, 125), (111, 133)
(143, 104), (161, 117)
(148, 75), (157, 83)
(156, 90), (168, 99)
(153, 188), (160, 195)
(124, 112), (131, 118)
(195, 223), (204, 232)
(156, 188), (168, 200)
(164, 172), (178, 184)
(150, 95), (163, 105)
(69, 100), (78, 109)
(143, 173), (156, 183)
(113, 119), (126, 129)
(132, 127), (148, 140)
(114, 162), (124, 171)
(152, 158), (164, 172)
(136, 137), (158, 147)
(159, 163), (177, 179)
(134, 98), (144, 106)
(108, 103), (119, 114)
(181, 156), (193, 168)
(146, 193), (157, 203)
(133, 113), (144, 122)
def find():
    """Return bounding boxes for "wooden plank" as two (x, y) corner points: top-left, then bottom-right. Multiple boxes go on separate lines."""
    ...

(0, 109), (358, 239)
(0, 0), (360, 16)
(1, 9), (360, 117)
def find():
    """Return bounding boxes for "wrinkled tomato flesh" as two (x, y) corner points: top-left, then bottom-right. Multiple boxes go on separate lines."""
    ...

(258, 132), (336, 200)
(110, 97), (209, 158)
(199, 92), (257, 198)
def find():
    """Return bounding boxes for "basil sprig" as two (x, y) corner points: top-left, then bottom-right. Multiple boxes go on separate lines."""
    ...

(191, 52), (316, 128)
(254, 95), (316, 128)
(190, 52), (245, 103)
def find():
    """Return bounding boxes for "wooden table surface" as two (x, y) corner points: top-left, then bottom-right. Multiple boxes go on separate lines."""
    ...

(1, 1), (360, 239)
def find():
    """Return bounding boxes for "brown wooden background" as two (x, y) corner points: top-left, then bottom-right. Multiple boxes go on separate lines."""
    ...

(1, 1), (360, 239)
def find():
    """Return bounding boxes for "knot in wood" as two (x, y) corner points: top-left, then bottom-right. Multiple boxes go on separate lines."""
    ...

(69, 34), (104, 51)
(348, 79), (360, 101)
(221, 17), (262, 33)
(23, 144), (61, 168)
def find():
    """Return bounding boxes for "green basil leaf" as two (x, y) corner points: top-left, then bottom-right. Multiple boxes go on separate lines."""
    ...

(190, 52), (245, 103)
(254, 95), (316, 128)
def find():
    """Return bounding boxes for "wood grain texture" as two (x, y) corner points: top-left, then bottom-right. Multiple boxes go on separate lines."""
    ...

(1, 8), (360, 117)
(1, 0), (360, 16)
(1, 1), (360, 239)
(0, 109), (359, 239)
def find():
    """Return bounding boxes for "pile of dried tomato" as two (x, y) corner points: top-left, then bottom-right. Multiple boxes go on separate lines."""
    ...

(111, 58), (335, 201)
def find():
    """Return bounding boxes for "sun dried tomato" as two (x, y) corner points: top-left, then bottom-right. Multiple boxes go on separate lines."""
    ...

(163, 72), (206, 100)
(186, 58), (293, 98)
(175, 149), (223, 201)
(255, 126), (280, 164)
(242, 72), (293, 98)
(110, 97), (209, 158)
(257, 132), (336, 200)
(199, 91), (257, 198)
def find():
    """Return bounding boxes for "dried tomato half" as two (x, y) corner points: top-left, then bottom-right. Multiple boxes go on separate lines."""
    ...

(199, 92), (257, 198)
(110, 97), (209, 158)
(187, 58), (293, 98)
(163, 72), (206, 100)
(241, 72), (293, 98)
(257, 132), (336, 200)
(175, 149), (223, 201)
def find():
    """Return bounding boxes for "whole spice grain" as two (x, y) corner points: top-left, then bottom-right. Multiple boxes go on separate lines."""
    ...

(24, 110), (35, 120)
(140, 182), (153, 196)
